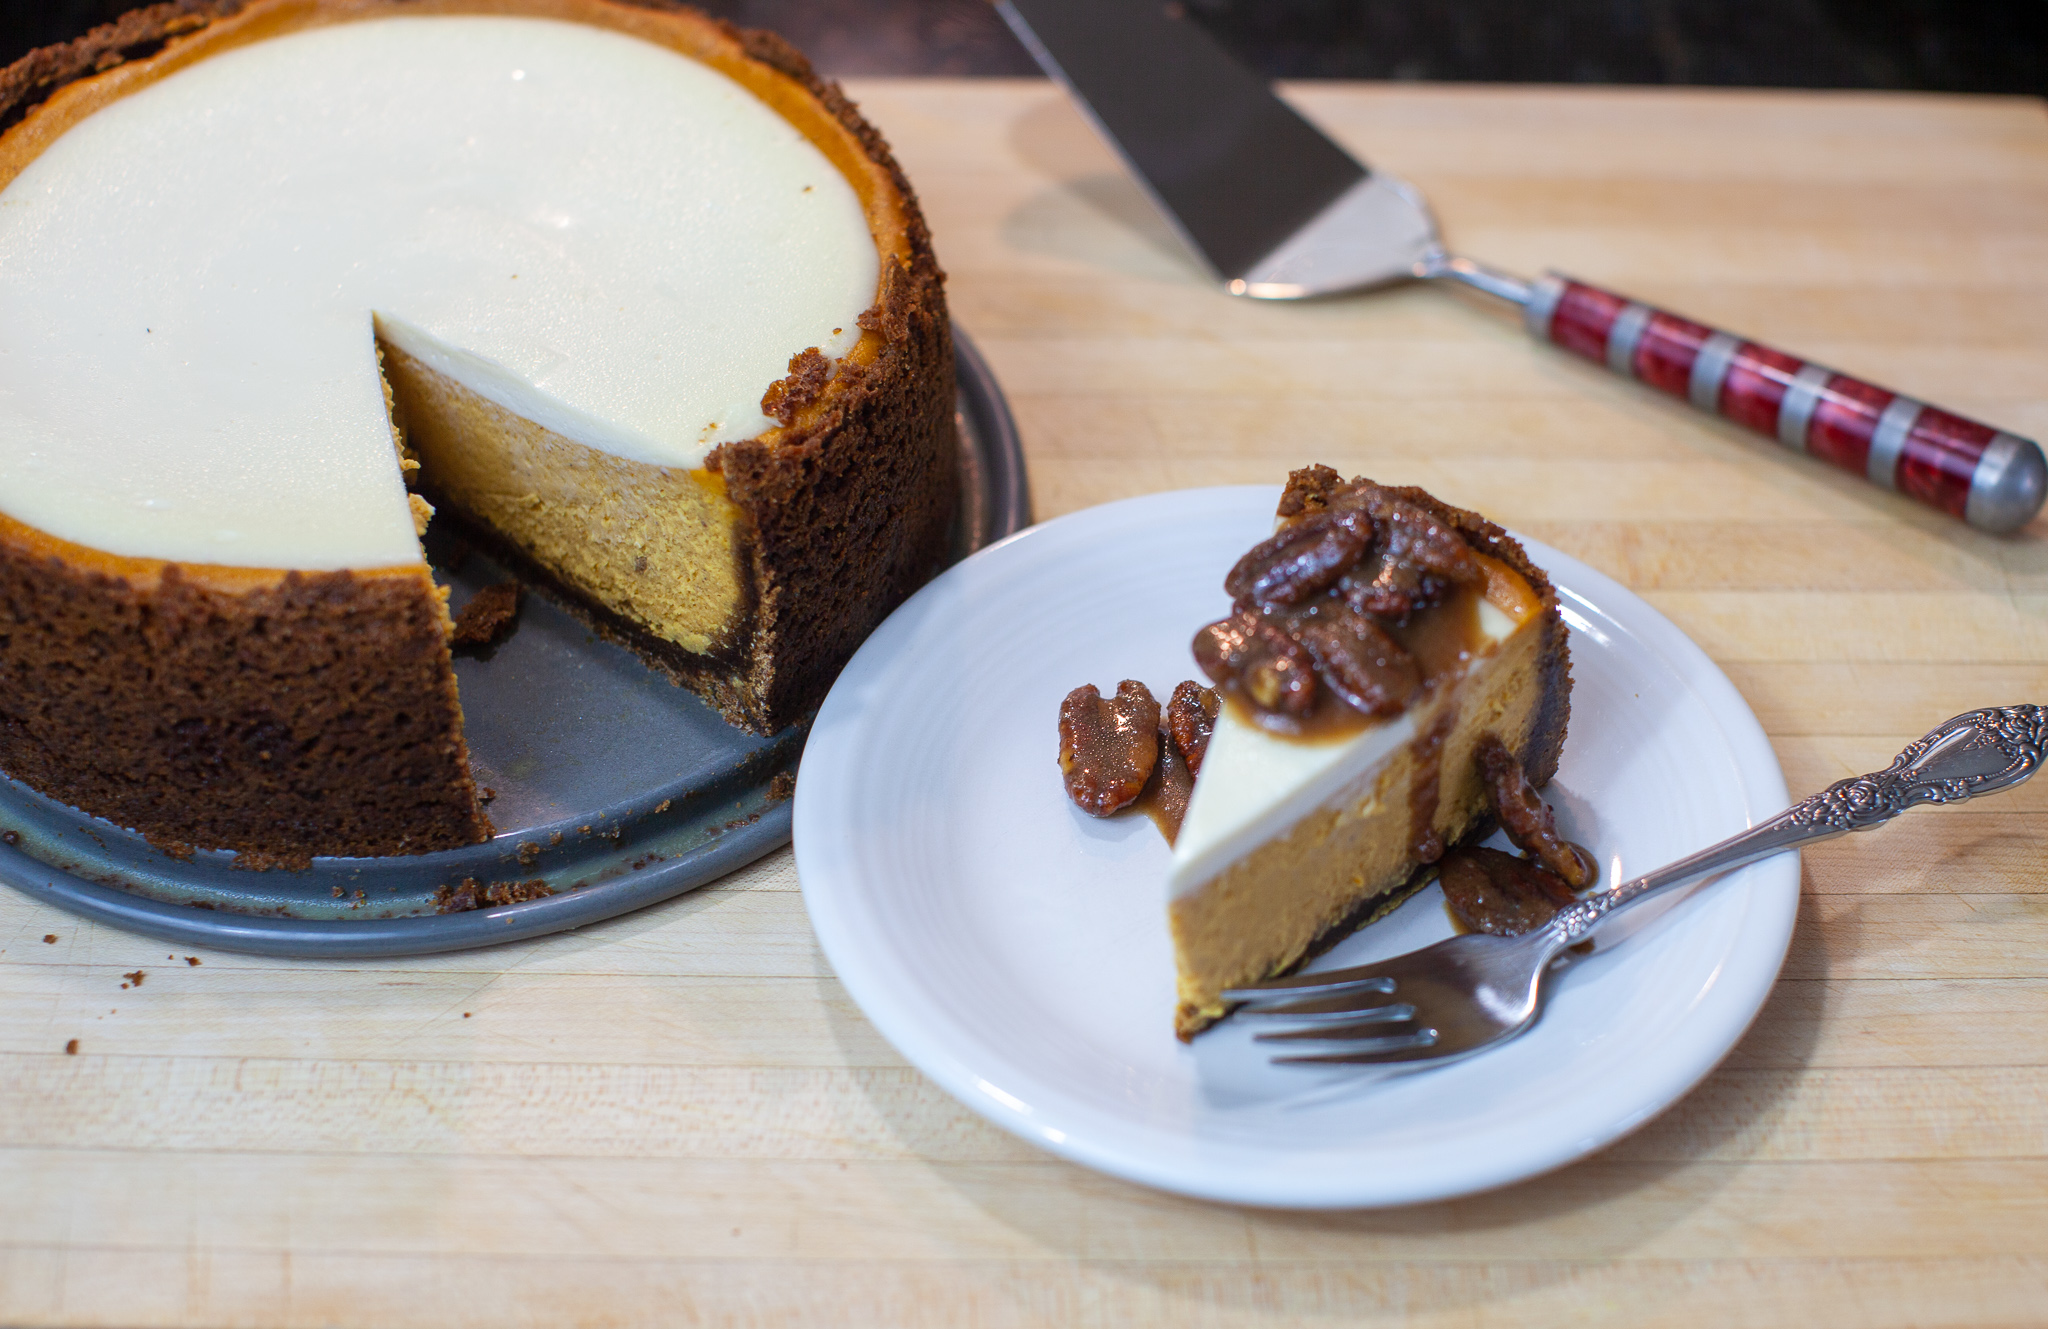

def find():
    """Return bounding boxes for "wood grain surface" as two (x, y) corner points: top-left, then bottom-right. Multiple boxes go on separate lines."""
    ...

(4, 79), (2047, 1327)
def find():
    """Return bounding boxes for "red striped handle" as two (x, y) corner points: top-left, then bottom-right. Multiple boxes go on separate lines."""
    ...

(1525, 274), (2045, 534)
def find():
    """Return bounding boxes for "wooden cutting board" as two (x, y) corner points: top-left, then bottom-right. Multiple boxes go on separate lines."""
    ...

(1, 79), (2044, 1327)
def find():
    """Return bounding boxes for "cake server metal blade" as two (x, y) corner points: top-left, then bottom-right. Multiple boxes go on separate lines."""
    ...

(996, 0), (1442, 298)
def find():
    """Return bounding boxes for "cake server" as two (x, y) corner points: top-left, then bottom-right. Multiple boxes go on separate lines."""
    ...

(997, 0), (2047, 534)
(1223, 704), (2048, 1066)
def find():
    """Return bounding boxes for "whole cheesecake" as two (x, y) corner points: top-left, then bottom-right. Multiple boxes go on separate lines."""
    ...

(0, 0), (956, 865)
(1168, 471), (1571, 1037)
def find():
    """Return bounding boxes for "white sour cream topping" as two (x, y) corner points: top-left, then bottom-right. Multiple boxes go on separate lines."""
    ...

(1168, 597), (1520, 900)
(0, 16), (878, 569)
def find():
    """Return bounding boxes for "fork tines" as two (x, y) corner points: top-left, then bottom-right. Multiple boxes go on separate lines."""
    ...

(1268, 1028), (1444, 1065)
(1220, 967), (1397, 1003)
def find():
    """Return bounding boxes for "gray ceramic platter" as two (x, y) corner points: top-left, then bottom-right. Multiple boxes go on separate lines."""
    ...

(0, 327), (1029, 957)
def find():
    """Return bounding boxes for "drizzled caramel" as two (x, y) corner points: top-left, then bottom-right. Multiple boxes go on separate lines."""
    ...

(1133, 732), (1197, 845)
(1218, 553), (1533, 742)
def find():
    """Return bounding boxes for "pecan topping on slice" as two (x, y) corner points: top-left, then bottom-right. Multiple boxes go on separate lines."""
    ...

(1295, 609), (1420, 716)
(1337, 493), (1482, 624)
(1204, 471), (1508, 723)
(1057, 681), (1162, 816)
(1477, 735), (1597, 888)
(1338, 556), (1443, 623)
(1193, 609), (1317, 716)
(1223, 508), (1372, 609)
(1440, 846), (1579, 936)
(1242, 643), (1315, 715)
(1374, 493), (1484, 586)
(1191, 608), (1257, 681)
(1165, 681), (1221, 775)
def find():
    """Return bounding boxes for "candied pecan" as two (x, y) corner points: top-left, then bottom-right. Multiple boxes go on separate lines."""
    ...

(1165, 681), (1220, 774)
(1295, 609), (1419, 716)
(1223, 508), (1372, 609)
(1477, 735), (1597, 888)
(1372, 493), (1482, 586)
(1297, 488), (1470, 624)
(1192, 608), (1258, 680)
(1338, 555), (1444, 623)
(1057, 681), (1162, 816)
(1439, 847), (1579, 936)
(1241, 640), (1315, 715)
(1193, 610), (1317, 716)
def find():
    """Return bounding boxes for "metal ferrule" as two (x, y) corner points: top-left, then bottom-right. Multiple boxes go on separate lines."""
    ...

(1686, 331), (1742, 413)
(1775, 363), (1834, 452)
(1866, 395), (1924, 490)
(1522, 274), (1566, 341)
(1605, 303), (1652, 378)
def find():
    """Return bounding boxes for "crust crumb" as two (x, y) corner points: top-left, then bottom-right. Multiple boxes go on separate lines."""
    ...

(760, 347), (832, 425)
(434, 877), (553, 914)
(451, 581), (522, 646)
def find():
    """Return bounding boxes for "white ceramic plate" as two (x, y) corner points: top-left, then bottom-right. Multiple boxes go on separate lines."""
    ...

(796, 487), (1797, 1209)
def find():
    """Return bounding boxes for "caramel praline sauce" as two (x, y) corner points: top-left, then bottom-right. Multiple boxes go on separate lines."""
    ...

(1221, 552), (1536, 743)
(1133, 734), (1197, 845)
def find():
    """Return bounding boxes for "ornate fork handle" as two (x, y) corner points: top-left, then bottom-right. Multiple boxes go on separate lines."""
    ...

(1546, 705), (2048, 948)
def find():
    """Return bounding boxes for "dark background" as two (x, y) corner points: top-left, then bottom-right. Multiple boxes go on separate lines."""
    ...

(3, 0), (2045, 92)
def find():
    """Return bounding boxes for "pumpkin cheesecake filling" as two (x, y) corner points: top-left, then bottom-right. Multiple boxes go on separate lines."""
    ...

(380, 342), (753, 660)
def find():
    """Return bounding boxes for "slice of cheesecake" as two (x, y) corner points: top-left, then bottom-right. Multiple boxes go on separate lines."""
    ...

(1167, 470), (1571, 1038)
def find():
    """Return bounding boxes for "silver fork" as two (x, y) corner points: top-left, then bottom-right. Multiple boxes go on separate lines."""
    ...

(1222, 705), (2047, 1067)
